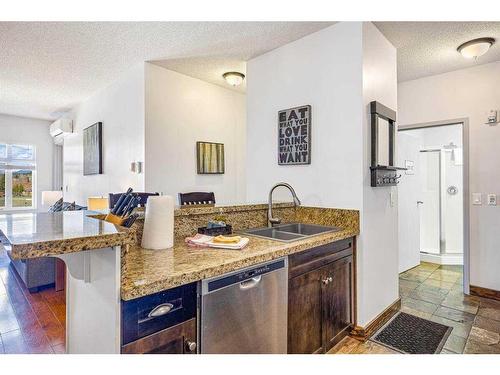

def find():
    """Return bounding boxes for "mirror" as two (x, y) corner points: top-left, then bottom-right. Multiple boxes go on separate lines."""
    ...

(370, 101), (396, 168)
(377, 117), (390, 166)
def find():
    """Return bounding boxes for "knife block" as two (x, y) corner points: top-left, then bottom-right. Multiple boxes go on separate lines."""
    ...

(104, 213), (125, 226)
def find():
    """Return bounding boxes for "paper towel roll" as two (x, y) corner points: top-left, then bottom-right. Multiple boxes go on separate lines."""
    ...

(141, 195), (174, 250)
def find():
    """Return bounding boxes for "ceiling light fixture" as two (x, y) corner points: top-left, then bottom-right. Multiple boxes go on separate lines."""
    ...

(457, 37), (495, 59)
(223, 72), (245, 86)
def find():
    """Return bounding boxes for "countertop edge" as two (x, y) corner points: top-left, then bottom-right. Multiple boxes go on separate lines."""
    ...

(120, 229), (358, 301)
(6, 231), (136, 260)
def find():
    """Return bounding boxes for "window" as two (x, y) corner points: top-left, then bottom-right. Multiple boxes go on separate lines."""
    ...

(0, 143), (36, 210)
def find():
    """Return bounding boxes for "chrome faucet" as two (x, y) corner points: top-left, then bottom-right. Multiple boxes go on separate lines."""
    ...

(268, 182), (301, 227)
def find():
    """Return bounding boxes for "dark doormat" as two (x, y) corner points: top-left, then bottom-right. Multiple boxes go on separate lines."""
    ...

(371, 312), (452, 354)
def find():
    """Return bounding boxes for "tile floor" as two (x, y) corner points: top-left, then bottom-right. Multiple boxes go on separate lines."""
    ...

(330, 262), (500, 354)
(0, 245), (66, 354)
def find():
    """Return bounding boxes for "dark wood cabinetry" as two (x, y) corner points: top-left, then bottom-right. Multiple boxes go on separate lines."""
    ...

(288, 238), (354, 354)
(121, 318), (197, 354)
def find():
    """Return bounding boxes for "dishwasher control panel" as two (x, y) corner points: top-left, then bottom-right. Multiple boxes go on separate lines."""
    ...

(205, 258), (286, 293)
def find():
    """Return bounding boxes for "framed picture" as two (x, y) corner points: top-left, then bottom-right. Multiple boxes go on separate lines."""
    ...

(83, 122), (102, 175)
(278, 105), (311, 165)
(196, 141), (225, 174)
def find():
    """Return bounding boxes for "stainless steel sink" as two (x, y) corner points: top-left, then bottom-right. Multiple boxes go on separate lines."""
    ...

(243, 223), (340, 243)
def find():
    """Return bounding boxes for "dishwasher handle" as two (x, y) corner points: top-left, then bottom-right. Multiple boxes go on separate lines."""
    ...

(239, 276), (262, 290)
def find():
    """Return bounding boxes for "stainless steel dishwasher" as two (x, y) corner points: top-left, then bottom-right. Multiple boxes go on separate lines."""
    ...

(199, 257), (288, 354)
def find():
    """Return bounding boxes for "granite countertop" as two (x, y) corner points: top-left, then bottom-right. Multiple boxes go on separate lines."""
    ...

(121, 225), (358, 301)
(0, 211), (136, 259)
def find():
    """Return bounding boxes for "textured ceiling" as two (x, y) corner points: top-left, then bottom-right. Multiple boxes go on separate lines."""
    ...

(375, 22), (500, 82)
(152, 58), (248, 94)
(0, 22), (333, 120)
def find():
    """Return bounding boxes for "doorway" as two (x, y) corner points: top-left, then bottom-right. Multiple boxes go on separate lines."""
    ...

(397, 119), (469, 294)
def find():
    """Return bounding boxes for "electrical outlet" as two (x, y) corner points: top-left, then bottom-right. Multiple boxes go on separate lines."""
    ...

(472, 193), (482, 205)
(488, 194), (497, 206)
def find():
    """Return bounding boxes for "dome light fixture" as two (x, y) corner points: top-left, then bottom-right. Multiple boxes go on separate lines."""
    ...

(457, 37), (495, 59)
(222, 72), (245, 86)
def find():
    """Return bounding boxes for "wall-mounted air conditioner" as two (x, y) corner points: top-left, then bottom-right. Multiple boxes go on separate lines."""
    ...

(49, 118), (73, 144)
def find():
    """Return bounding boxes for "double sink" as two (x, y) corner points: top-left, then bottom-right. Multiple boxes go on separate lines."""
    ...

(243, 223), (340, 242)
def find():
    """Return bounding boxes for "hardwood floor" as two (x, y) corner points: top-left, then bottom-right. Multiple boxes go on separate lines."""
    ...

(0, 245), (65, 354)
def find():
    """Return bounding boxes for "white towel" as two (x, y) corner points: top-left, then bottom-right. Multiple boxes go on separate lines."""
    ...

(207, 237), (249, 250)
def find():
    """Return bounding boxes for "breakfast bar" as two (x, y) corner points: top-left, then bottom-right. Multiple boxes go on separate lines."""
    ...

(0, 211), (135, 353)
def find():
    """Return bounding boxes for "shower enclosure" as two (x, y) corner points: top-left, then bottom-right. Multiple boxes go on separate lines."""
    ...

(419, 145), (463, 263)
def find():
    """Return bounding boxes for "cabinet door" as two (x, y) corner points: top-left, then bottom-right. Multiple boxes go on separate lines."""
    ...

(288, 266), (324, 354)
(322, 256), (353, 352)
(121, 318), (197, 354)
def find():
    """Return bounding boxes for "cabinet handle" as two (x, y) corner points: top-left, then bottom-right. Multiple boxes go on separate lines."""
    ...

(185, 341), (197, 353)
(147, 302), (174, 318)
(328, 276), (333, 283)
(322, 278), (330, 285)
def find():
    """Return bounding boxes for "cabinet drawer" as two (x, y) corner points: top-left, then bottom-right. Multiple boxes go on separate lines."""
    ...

(121, 283), (197, 345)
(288, 238), (353, 279)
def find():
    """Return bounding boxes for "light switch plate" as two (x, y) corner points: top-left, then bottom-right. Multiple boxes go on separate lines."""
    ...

(472, 193), (482, 205)
(488, 194), (497, 206)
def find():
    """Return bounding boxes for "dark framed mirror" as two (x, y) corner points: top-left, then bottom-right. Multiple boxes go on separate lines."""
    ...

(370, 101), (396, 168)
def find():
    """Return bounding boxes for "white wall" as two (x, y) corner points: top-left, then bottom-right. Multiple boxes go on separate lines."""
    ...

(409, 124), (462, 149)
(398, 61), (500, 291)
(63, 64), (145, 206)
(0, 114), (53, 212)
(359, 22), (399, 326)
(246, 22), (399, 327)
(144, 63), (246, 205)
(246, 22), (364, 208)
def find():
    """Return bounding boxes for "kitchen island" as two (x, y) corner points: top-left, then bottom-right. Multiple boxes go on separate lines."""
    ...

(0, 204), (359, 354)
(0, 211), (135, 354)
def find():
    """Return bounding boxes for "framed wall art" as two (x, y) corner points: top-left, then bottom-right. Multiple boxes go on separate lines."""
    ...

(83, 122), (103, 175)
(278, 105), (311, 165)
(196, 141), (225, 174)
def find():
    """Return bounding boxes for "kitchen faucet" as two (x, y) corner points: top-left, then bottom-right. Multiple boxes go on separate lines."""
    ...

(268, 182), (301, 227)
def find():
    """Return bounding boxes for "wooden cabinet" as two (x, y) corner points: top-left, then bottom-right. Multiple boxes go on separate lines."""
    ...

(321, 256), (353, 351)
(288, 238), (354, 354)
(121, 318), (197, 354)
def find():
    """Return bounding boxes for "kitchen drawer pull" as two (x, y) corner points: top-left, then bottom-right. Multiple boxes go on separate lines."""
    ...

(148, 303), (174, 318)
(239, 276), (262, 290)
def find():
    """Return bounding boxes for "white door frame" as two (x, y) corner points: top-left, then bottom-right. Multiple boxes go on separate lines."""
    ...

(399, 118), (470, 294)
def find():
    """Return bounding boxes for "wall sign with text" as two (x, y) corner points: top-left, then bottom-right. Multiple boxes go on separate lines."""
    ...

(278, 105), (311, 165)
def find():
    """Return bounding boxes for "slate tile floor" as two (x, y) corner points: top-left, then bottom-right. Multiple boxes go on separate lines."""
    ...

(330, 262), (500, 354)
(0, 245), (66, 354)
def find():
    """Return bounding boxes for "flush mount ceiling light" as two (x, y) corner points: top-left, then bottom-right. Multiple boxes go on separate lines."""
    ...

(222, 72), (245, 86)
(457, 37), (495, 59)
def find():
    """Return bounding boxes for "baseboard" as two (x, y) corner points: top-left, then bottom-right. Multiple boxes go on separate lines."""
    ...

(350, 298), (401, 341)
(470, 285), (500, 301)
(420, 253), (463, 265)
